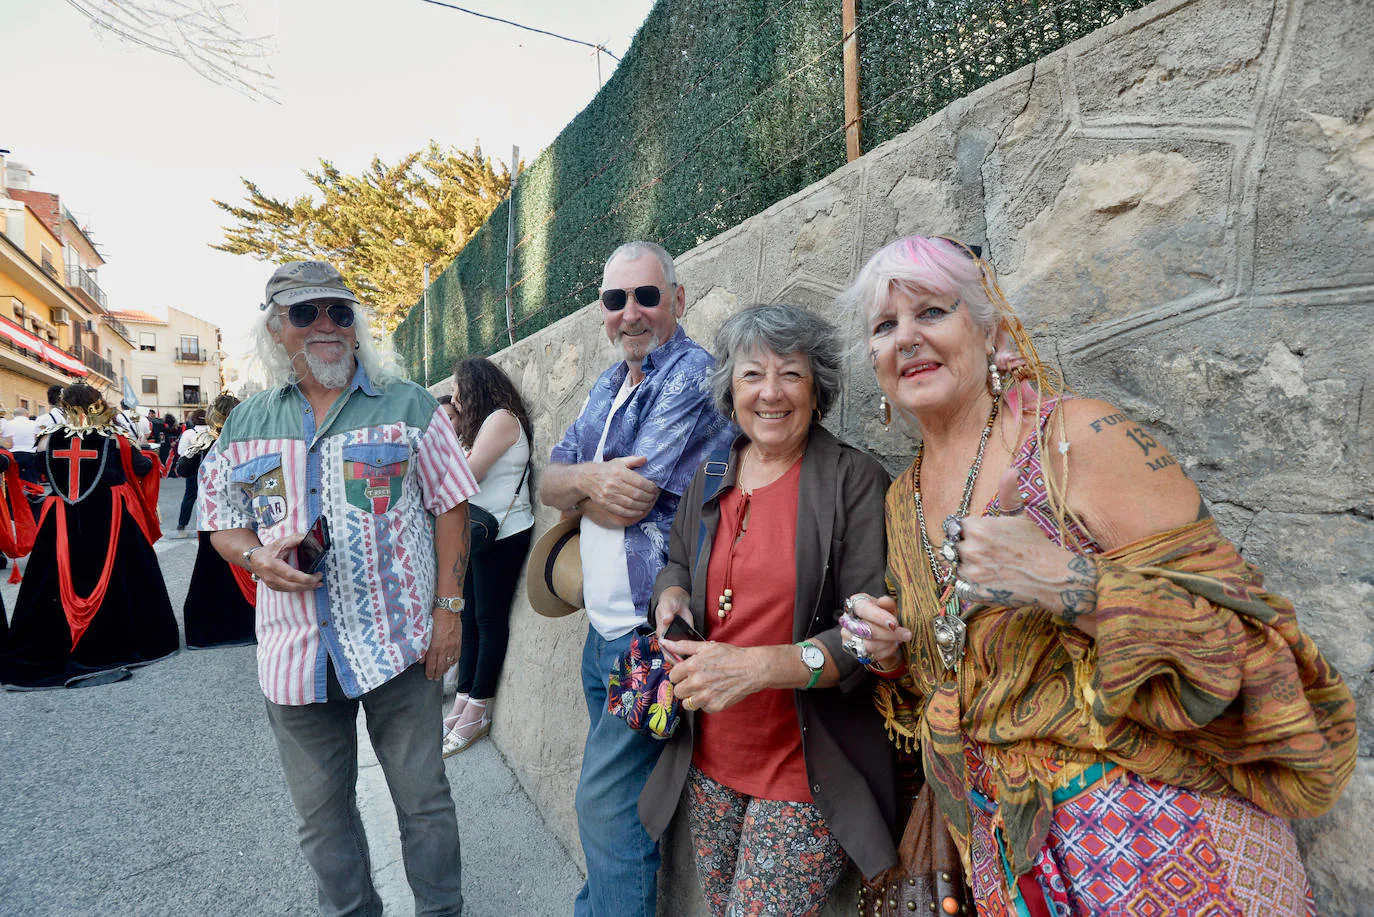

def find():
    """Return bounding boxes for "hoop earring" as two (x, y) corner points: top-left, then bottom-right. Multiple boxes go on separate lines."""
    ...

(730, 409), (736, 423)
(879, 395), (891, 427)
(813, 408), (823, 423)
(988, 360), (1003, 397)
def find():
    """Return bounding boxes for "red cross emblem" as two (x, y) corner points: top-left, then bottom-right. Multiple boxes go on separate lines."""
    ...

(53, 440), (100, 497)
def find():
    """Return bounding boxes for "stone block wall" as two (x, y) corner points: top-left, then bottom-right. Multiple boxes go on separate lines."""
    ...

(430, 0), (1373, 911)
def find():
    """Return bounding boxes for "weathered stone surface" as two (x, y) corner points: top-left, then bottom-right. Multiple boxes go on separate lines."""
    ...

(1293, 759), (1374, 917)
(423, 0), (1373, 912)
(1251, 0), (1374, 293)
(755, 171), (863, 301)
(1000, 143), (1234, 326)
(1073, 0), (1272, 124)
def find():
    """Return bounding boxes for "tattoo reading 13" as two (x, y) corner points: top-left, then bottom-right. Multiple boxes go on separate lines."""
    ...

(1125, 426), (1159, 456)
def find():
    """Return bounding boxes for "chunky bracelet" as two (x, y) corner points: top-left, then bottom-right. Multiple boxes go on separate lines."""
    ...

(867, 659), (907, 681)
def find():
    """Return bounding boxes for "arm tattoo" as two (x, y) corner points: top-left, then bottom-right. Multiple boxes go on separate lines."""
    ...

(1057, 553), (1098, 625)
(984, 586), (1017, 607)
(1087, 412), (1127, 433)
(451, 517), (470, 592)
(1125, 426), (1158, 455)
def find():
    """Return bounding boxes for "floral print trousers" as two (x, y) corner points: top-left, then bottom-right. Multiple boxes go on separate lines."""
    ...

(685, 766), (848, 917)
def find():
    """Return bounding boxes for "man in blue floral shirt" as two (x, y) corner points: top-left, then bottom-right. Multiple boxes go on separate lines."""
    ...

(541, 241), (731, 917)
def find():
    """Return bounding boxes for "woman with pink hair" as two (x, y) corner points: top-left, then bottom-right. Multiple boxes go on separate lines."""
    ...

(838, 235), (1354, 915)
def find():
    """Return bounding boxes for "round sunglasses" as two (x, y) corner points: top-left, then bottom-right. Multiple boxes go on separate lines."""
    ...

(287, 301), (356, 329)
(599, 285), (666, 311)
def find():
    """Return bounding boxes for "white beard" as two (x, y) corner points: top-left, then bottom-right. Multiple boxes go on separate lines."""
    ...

(306, 350), (355, 389)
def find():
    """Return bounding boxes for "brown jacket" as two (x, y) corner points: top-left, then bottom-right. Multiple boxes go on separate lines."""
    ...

(640, 425), (899, 880)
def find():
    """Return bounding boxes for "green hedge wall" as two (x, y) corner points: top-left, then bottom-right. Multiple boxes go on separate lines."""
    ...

(394, 0), (1150, 384)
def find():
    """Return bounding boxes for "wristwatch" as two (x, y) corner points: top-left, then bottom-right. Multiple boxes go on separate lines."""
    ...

(798, 641), (825, 690)
(434, 596), (465, 614)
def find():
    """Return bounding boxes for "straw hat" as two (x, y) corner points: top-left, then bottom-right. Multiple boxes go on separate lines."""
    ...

(525, 515), (584, 618)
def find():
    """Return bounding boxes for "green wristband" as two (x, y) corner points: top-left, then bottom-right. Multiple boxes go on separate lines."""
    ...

(798, 640), (824, 690)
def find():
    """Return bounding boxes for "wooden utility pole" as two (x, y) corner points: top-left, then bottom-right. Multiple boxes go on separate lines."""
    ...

(504, 144), (519, 348)
(842, 0), (862, 162)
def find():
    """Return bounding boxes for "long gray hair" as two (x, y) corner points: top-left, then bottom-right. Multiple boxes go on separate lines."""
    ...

(250, 301), (404, 389)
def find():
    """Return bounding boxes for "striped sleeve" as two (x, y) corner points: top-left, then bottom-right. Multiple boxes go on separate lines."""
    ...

(198, 441), (254, 531)
(415, 405), (479, 514)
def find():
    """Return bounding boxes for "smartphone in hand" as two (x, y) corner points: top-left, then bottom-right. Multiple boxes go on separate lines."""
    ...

(296, 514), (332, 574)
(664, 614), (705, 643)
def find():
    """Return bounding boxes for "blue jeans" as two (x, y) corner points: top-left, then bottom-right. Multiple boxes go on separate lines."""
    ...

(573, 625), (665, 917)
(264, 660), (463, 917)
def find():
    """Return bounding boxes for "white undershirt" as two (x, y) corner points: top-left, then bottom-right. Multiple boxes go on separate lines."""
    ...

(580, 375), (641, 640)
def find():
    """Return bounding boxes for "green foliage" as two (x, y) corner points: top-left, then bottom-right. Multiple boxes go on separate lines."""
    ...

(212, 142), (513, 333)
(394, 0), (1150, 385)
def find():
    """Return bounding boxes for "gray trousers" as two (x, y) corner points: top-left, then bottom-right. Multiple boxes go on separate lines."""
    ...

(265, 660), (463, 917)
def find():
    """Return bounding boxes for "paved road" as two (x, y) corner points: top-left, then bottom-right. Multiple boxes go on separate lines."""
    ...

(0, 474), (582, 916)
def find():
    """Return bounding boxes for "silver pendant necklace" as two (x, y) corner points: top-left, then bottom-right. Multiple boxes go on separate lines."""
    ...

(913, 397), (1000, 672)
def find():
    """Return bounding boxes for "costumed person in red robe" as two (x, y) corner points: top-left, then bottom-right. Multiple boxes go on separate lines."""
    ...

(181, 392), (256, 649)
(0, 383), (178, 689)
(0, 445), (39, 646)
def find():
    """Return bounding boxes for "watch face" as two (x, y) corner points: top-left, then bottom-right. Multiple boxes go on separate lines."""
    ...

(801, 644), (824, 669)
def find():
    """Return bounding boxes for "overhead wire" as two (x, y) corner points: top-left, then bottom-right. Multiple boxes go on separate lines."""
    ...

(417, 0), (621, 59)
(426, 0), (1097, 362)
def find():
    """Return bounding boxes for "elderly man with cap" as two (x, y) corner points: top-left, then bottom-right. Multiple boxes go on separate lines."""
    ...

(198, 261), (478, 917)
(539, 241), (732, 917)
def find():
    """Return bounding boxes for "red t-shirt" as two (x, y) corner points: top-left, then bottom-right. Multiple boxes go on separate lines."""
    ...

(692, 458), (811, 802)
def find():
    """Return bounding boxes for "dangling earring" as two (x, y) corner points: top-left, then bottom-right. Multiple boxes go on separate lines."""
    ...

(879, 395), (891, 427)
(988, 359), (1002, 397)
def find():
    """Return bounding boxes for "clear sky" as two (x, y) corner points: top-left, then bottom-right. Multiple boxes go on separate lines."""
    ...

(0, 0), (651, 367)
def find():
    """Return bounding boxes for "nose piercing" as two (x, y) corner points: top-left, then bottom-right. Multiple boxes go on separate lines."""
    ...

(898, 344), (918, 358)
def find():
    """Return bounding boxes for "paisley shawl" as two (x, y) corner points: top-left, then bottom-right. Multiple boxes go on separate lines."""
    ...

(876, 457), (1358, 879)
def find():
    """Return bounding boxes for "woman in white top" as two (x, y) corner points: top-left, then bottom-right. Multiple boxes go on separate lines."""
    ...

(442, 358), (535, 755)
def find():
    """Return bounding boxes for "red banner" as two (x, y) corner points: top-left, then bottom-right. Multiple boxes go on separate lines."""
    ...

(0, 314), (88, 377)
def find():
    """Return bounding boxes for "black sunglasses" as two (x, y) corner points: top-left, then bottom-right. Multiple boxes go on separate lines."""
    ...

(933, 235), (984, 261)
(600, 285), (665, 311)
(287, 301), (356, 329)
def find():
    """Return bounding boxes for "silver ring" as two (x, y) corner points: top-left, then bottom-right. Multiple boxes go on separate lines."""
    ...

(954, 579), (975, 598)
(898, 344), (918, 358)
(940, 539), (961, 565)
(840, 613), (873, 639)
(842, 633), (873, 666)
(942, 515), (963, 541)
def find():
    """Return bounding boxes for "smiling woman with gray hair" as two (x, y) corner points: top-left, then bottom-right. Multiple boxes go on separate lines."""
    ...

(643, 302), (898, 916)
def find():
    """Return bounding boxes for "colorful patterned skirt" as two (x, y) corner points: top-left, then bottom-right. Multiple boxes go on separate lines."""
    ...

(962, 742), (1316, 916)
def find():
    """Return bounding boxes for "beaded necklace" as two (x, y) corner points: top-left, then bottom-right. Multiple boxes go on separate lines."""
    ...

(912, 396), (1000, 671)
(715, 446), (753, 621)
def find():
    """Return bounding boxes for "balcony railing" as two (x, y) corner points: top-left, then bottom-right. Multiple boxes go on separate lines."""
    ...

(104, 315), (132, 344)
(79, 343), (115, 381)
(175, 347), (209, 363)
(181, 393), (208, 407)
(65, 265), (108, 309)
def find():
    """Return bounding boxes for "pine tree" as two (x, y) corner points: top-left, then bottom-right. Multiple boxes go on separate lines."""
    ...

(212, 142), (515, 332)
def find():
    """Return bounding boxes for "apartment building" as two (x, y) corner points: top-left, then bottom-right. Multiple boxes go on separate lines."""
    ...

(0, 151), (135, 412)
(109, 307), (224, 421)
